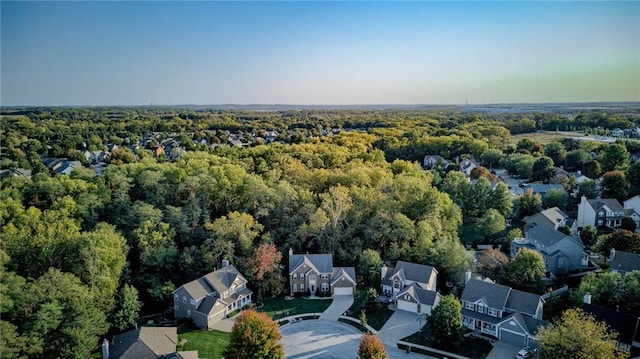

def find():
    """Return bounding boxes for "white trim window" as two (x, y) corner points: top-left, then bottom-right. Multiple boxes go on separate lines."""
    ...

(190, 298), (196, 306)
(293, 273), (298, 280)
(465, 301), (474, 310)
(183, 296), (187, 304)
(300, 274), (304, 280)
(300, 284), (305, 292)
(321, 283), (329, 292)
(293, 284), (298, 292)
(321, 274), (329, 280)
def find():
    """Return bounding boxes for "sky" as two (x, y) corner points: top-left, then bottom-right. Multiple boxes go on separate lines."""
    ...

(1, 1), (639, 106)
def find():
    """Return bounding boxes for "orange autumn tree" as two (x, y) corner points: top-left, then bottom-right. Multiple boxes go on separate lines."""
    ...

(358, 333), (389, 359)
(223, 309), (284, 359)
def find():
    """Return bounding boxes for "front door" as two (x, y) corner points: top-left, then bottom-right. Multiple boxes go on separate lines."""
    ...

(309, 274), (317, 293)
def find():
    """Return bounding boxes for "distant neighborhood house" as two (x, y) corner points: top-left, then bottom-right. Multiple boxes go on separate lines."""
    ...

(381, 260), (440, 315)
(288, 249), (356, 296)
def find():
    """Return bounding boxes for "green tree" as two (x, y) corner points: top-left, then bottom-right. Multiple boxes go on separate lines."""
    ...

(425, 294), (463, 348)
(516, 188), (542, 219)
(543, 189), (568, 210)
(490, 182), (513, 217)
(537, 308), (625, 359)
(358, 249), (384, 288)
(531, 156), (555, 183)
(358, 333), (389, 359)
(600, 170), (629, 201)
(113, 284), (142, 331)
(577, 179), (600, 199)
(223, 309), (284, 359)
(476, 208), (506, 240)
(583, 160), (602, 179)
(595, 230), (640, 255)
(580, 225), (598, 248)
(600, 143), (629, 173)
(507, 248), (546, 292)
(544, 142), (566, 166)
(565, 149), (590, 171)
(626, 162), (640, 195)
(572, 271), (621, 308)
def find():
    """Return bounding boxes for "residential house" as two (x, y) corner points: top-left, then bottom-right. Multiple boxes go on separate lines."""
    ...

(459, 159), (477, 177)
(104, 326), (199, 359)
(0, 168), (32, 179)
(461, 278), (547, 347)
(527, 183), (566, 201)
(265, 130), (279, 143)
(173, 260), (252, 329)
(513, 225), (587, 278)
(423, 155), (448, 169)
(623, 195), (640, 229)
(381, 261), (440, 315)
(288, 249), (356, 296)
(84, 150), (109, 165)
(609, 249), (640, 277)
(582, 299), (640, 356)
(611, 128), (625, 137)
(550, 167), (570, 185)
(524, 207), (576, 234)
(577, 196), (625, 229)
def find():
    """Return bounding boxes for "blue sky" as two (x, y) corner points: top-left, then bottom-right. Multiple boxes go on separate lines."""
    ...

(2, 1), (639, 106)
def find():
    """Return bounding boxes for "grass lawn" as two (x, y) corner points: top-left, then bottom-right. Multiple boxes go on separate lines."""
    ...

(259, 296), (333, 319)
(403, 330), (493, 359)
(179, 329), (230, 359)
(346, 289), (394, 330)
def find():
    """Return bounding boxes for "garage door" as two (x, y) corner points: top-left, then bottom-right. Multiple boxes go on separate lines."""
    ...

(396, 300), (416, 313)
(500, 329), (526, 347)
(333, 287), (353, 296)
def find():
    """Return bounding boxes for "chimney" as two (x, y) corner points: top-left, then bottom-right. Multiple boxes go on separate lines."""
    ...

(222, 259), (230, 268)
(101, 339), (109, 359)
(464, 269), (472, 284)
(288, 248), (293, 257)
(583, 292), (592, 304)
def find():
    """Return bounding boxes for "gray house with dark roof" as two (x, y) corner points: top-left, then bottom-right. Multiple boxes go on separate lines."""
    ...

(461, 279), (547, 348)
(512, 226), (587, 278)
(104, 327), (198, 359)
(577, 196), (625, 229)
(288, 249), (356, 296)
(381, 261), (440, 315)
(173, 260), (252, 329)
(610, 249), (640, 277)
(524, 207), (574, 233)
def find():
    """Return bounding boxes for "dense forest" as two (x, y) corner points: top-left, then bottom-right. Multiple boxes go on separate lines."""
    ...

(2, 104), (640, 358)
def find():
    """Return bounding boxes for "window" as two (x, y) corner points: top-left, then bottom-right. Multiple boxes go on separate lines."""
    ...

(488, 308), (498, 317)
(405, 294), (410, 301)
(187, 309), (191, 317)
(321, 274), (329, 280)
(293, 284), (298, 292)
(321, 283), (329, 292)
(477, 302), (485, 314)
(293, 273), (298, 280)
(174, 294), (178, 301)
(190, 299), (196, 306)
(465, 301), (474, 310)
(183, 296), (187, 304)
(300, 274), (304, 280)
(300, 284), (305, 292)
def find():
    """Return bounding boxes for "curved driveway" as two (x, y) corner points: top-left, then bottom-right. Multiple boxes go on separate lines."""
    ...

(280, 320), (362, 359)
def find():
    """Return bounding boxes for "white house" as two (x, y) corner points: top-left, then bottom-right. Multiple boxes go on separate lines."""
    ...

(381, 261), (440, 315)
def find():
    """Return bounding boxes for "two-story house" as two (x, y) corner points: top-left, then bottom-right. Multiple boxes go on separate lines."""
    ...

(173, 260), (252, 329)
(524, 207), (576, 234)
(512, 226), (587, 278)
(104, 327), (198, 359)
(381, 261), (440, 315)
(461, 278), (547, 348)
(577, 196), (625, 229)
(288, 249), (356, 296)
(582, 298), (640, 357)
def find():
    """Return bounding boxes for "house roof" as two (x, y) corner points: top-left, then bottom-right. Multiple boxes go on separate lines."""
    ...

(506, 289), (542, 317)
(384, 261), (437, 285)
(110, 327), (177, 359)
(461, 279), (511, 311)
(331, 267), (357, 286)
(610, 250), (640, 273)
(499, 312), (548, 336)
(582, 303), (640, 344)
(289, 254), (333, 274)
(398, 283), (439, 305)
(588, 198), (624, 214)
(524, 207), (568, 229)
(524, 225), (583, 250)
(528, 183), (566, 195)
(180, 278), (214, 301)
(202, 264), (247, 294)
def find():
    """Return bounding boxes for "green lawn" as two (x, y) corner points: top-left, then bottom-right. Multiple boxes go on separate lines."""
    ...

(346, 289), (394, 330)
(258, 296), (333, 319)
(179, 329), (230, 359)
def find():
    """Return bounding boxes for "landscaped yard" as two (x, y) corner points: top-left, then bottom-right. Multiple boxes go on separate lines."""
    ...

(346, 289), (394, 330)
(402, 330), (493, 359)
(179, 329), (230, 359)
(259, 296), (333, 319)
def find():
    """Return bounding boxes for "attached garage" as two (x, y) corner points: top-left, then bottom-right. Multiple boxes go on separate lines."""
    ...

(500, 328), (527, 346)
(397, 299), (417, 313)
(333, 287), (353, 296)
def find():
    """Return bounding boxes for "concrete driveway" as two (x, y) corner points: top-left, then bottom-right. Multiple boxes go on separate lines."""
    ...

(319, 295), (354, 321)
(377, 310), (425, 348)
(486, 341), (520, 359)
(208, 316), (236, 332)
(280, 320), (362, 359)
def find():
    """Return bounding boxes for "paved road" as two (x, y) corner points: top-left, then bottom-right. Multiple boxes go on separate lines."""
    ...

(486, 341), (520, 359)
(319, 295), (354, 321)
(280, 320), (362, 359)
(377, 310), (425, 348)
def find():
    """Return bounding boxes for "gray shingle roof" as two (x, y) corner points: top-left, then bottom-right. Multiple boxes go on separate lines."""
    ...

(524, 207), (568, 229)
(110, 327), (177, 359)
(461, 279), (511, 310)
(582, 303), (640, 344)
(202, 264), (247, 294)
(289, 254), (333, 274)
(529, 183), (566, 196)
(398, 283), (438, 305)
(525, 225), (582, 249)
(181, 278), (213, 301)
(610, 250), (640, 273)
(506, 289), (542, 317)
(384, 261), (436, 285)
(589, 198), (624, 214)
(331, 267), (356, 285)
